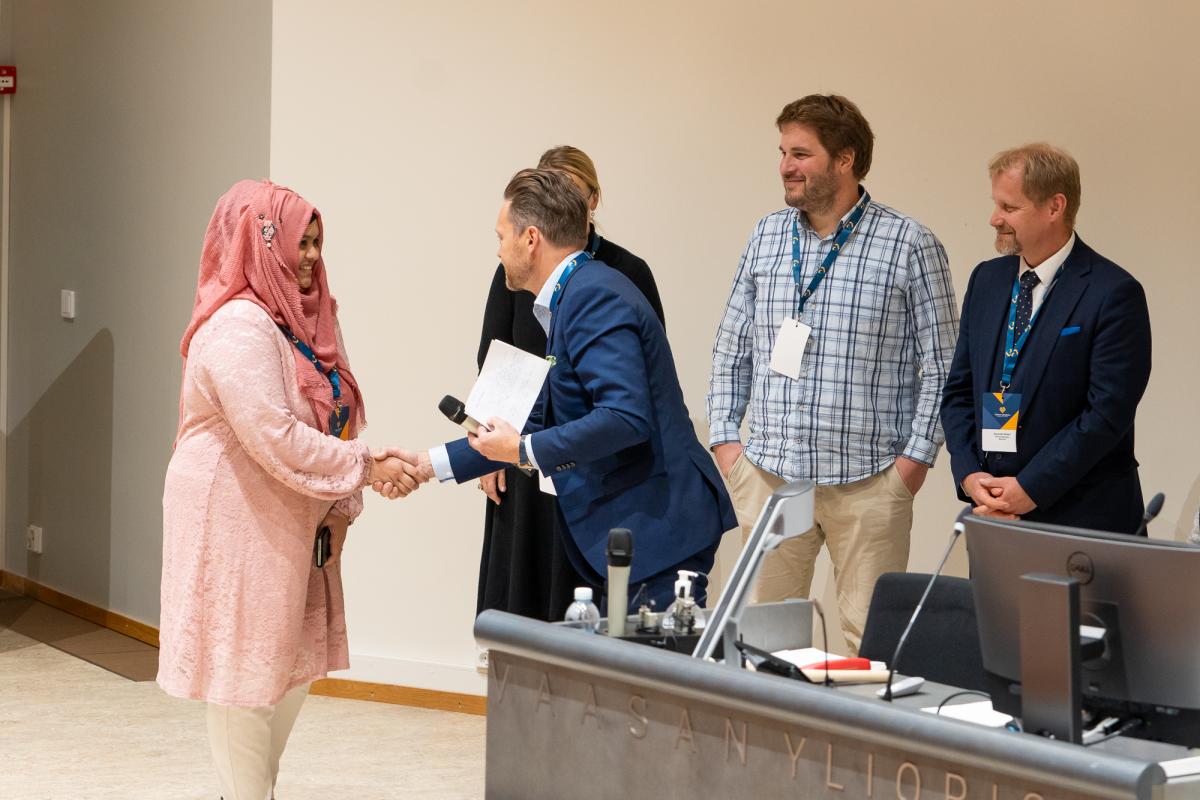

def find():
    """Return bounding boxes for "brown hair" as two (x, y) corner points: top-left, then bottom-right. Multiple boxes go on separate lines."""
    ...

(989, 143), (1081, 228)
(538, 145), (602, 205)
(776, 94), (874, 180)
(503, 168), (589, 248)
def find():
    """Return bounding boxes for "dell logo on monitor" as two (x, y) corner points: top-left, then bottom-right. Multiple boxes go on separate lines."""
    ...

(1066, 552), (1095, 584)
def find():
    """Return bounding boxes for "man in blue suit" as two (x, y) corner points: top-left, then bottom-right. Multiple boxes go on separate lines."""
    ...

(940, 143), (1151, 534)
(424, 168), (736, 610)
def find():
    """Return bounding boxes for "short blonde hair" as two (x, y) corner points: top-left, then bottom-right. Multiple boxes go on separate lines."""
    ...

(989, 143), (1081, 228)
(538, 146), (601, 204)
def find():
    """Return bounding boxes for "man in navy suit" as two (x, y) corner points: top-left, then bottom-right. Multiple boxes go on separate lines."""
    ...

(420, 169), (736, 610)
(940, 143), (1151, 534)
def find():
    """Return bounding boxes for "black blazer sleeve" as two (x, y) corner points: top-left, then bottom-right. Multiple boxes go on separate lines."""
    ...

(596, 238), (666, 328)
(618, 255), (666, 328)
(477, 264), (514, 370)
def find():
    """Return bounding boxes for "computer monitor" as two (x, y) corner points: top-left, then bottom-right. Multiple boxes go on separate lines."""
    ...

(963, 510), (1200, 746)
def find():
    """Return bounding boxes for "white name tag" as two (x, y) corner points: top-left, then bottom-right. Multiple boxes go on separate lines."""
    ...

(539, 470), (557, 495)
(769, 318), (812, 380)
(981, 429), (1017, 453)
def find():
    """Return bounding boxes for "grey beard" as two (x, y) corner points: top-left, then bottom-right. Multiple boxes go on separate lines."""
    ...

(994, 234), (1022, 256)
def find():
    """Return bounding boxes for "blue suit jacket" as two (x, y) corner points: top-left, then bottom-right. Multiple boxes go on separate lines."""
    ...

(940, 237), (1152, 533)
(447, 260), (737, 582)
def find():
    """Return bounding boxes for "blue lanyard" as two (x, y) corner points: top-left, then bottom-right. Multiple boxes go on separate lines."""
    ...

(998, 266), (1064, 392)
(791, 191), (871, 315)
(548, 251), (593, 314)
(279, 326), (348, 436)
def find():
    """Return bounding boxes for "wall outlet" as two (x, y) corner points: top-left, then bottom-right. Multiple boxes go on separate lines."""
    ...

(475, 648), (489, 675)
(26, 525), (43, 554)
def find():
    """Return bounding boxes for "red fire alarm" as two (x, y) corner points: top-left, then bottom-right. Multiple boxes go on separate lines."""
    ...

(0, 66), (16, 95)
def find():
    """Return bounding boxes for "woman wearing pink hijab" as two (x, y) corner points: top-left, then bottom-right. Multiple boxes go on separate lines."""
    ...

(159, 179), (416, 798)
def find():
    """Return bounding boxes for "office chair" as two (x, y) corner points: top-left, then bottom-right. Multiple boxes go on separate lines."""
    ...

(858, 572), (987, 692)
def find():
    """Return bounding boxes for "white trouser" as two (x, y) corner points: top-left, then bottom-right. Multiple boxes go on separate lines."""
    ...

(206, 683), (309, 800)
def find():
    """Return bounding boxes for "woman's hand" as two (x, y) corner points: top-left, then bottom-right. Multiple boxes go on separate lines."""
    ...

(479, 469), (506, 504)
(318, 508), (350, 565)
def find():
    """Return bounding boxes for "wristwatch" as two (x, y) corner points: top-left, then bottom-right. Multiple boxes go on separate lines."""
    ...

(517, 435), (534, 470)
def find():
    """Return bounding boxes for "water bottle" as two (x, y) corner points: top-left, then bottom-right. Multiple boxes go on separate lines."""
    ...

(564, 586), (601, 633)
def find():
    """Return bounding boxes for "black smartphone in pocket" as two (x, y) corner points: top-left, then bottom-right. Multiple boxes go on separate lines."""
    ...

(314, 526), (332, 568)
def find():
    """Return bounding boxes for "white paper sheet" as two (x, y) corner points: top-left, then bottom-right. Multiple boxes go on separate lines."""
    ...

(921, 700), (1013, 727)
(466, 339), (551, 431)
(772, 647), (886, 671)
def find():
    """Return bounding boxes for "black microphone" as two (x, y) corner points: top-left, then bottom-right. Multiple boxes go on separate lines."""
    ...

(606, 529), (633, 637)
(881, 522), (964, 702)
(438, 395), (483, 435)
(1133, 492), (1165, 537)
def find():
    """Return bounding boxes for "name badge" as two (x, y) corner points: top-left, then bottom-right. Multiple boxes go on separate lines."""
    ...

(981, 392), (1021, 453)
(769, 318), (812, 380)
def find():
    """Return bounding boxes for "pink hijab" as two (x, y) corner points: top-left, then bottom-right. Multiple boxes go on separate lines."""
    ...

(179, 179), (365, 440)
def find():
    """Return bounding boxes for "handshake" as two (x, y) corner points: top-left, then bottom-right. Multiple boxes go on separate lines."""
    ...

(366, 448), (435, 499)
(363, 418), (525, 501)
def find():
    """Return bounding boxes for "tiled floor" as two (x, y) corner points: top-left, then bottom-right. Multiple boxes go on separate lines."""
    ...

(0, 588), (486, 799)
(0, 589), (160, 679)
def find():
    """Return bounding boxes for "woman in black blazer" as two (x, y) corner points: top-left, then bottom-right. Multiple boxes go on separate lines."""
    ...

(475, 145), (666, 621)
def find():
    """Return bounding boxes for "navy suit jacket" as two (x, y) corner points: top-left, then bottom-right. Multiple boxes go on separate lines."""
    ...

(447, 260), (737, 582)
(940, 237), (1151, 534)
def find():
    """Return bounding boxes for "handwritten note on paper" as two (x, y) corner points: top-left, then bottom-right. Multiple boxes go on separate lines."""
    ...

(466, 339), (551, 431)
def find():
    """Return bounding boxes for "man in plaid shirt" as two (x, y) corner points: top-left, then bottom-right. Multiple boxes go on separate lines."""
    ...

(707, 95), (959, 654)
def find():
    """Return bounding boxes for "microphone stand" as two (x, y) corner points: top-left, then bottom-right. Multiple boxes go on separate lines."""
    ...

(881, 521), (964, 702)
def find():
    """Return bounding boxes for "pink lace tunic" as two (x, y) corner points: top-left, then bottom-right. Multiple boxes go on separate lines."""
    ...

(158, 300), (371, 707)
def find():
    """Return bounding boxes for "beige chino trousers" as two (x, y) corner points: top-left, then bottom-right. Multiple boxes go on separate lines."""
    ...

(207, 683), (309, 800)
(726, 454), (913, 655)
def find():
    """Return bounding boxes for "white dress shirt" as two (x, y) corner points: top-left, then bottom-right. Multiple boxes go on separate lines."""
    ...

(1020, 232), (1076, 316)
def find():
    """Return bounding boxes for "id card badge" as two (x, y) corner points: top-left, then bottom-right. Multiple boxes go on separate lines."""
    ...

(539, 471), (557, 496)
(769, 318), (812, 380)
(981, 392), (1021, 453)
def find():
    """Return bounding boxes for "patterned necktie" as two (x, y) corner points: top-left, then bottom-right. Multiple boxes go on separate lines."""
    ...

(1014, 269), (1041, 339)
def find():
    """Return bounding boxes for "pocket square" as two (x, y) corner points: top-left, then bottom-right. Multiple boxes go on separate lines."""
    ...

(1060, 326), (1081, 337)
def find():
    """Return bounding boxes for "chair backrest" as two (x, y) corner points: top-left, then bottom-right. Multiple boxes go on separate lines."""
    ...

(858, 572), (987, 692)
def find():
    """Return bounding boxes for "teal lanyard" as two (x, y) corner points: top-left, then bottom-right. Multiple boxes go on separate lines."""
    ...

(548, 251), (593, 314)
(791, 191), (871, 315)
(279, 326), (348, 437)
(998, 266), (1064, 393)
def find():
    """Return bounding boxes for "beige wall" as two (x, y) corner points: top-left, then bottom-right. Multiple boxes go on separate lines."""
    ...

(2, 0), (272, 620)
(3, 1), (1196, 697)
(273, 0), (1200, 691)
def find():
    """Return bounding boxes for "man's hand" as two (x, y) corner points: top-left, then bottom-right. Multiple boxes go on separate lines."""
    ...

(369, 448), (432, 499)
(479, 469), (506, 504)
(963, 471), (1001, 506)
(469, 418), (521, 464)
(713, 441), (744, 478)
(976, 475), (1036, 516)
(893, 456), (929, 497)
(317, 508), (350, 565)
(962, 471), (1017, 519)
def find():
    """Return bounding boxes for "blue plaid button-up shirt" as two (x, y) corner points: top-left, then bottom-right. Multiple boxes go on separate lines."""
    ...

(707, 194), (958, 484)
